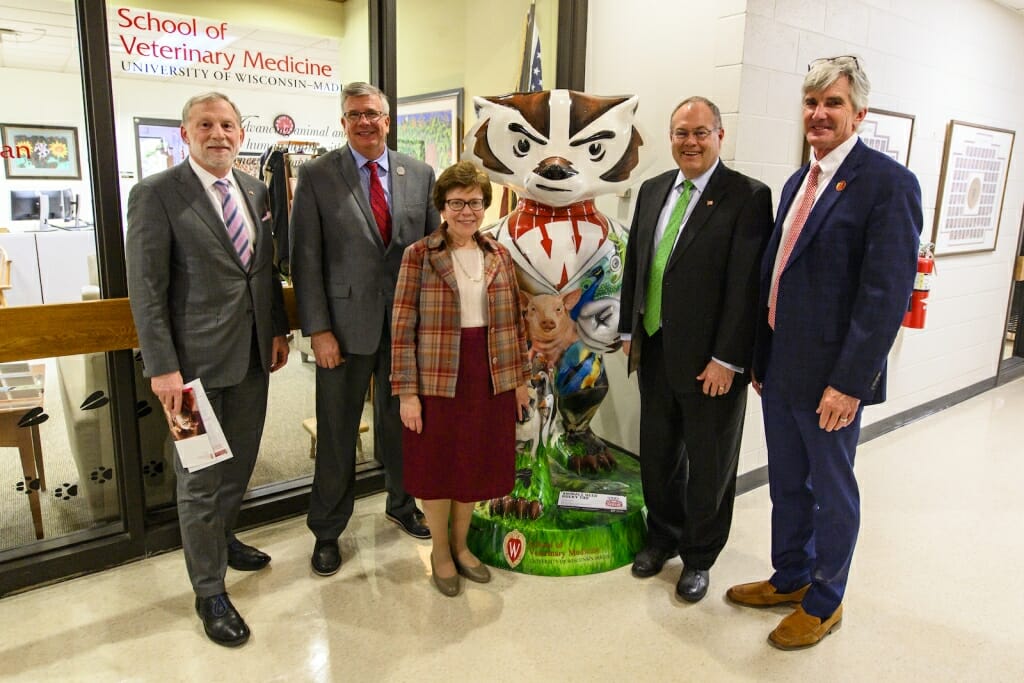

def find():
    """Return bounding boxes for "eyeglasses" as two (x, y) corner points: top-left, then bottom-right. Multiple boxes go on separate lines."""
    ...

(808, 55), (860, 71)
(671, 128), (718, 141)
(343, 110), (385, 123)
(445, 198), (485, 211)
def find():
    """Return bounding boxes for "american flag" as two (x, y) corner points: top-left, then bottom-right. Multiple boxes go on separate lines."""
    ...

(503, 3), (543, 216)
(518, 3), (542, 93)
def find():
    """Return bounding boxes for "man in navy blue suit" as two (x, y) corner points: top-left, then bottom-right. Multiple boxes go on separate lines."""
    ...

(726, 56), (922, 649)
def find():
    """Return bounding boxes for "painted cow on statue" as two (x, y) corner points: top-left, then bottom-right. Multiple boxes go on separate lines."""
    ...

(464, 89), (649, 518)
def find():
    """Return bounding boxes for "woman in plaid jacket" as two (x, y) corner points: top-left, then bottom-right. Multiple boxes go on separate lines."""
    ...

(391, 161), (531, 597)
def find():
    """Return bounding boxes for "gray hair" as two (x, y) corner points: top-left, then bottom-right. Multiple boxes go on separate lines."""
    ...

(804, 56), (870, 113)
(180, 92), (242, 126)
(669, 96), (722, 130)
(341, 81), (390, 116)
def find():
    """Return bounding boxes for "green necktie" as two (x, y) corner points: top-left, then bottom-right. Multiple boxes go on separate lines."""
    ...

(643, 180), (693, 336)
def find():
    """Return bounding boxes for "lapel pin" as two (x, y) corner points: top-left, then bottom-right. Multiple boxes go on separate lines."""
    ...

(396, 166), (406, 176)
(247, 190), (254, 195)
(706, 200), (714, 206)
(836, 180), (847, 191)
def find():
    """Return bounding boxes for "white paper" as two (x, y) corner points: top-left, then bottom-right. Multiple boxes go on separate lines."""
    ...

(557, 490), (628, 513)
(166, 378), (233, 472)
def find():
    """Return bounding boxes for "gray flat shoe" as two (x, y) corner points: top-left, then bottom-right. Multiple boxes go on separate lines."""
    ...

(430, 554), (460, 597)
(454, 557), (491, 584)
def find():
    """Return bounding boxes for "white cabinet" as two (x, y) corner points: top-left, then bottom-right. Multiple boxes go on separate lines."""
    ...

(0, 229), (96, 305)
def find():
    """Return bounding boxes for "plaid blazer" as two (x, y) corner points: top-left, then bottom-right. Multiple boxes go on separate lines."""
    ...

(391, 225), (530, 398)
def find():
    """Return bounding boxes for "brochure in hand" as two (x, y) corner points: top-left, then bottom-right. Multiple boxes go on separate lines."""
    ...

(164, 379), (233, 472)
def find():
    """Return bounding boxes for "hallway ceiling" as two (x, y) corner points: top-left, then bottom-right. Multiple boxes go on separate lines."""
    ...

(0, 1), (334, 75)
(1, 0), (1023, 75)
(993, 0), (1024, 13)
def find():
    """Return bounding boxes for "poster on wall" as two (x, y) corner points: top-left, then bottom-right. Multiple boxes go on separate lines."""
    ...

(802, 109), (915, 166)
(110, 7), (341, 97)
(1, 124), (81, 179)
(932, 120), (1015, 256)
(134, 117), (188, 180)
(397, 89), (463, 178)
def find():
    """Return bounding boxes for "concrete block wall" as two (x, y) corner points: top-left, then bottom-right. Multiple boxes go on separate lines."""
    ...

(586, 0), (1024, 473)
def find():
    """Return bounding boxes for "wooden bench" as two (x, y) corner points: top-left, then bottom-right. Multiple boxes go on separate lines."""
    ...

(302, 417), (369, 459)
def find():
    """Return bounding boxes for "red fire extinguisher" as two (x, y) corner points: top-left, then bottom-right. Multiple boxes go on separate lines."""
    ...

(903, 242), (935, 329)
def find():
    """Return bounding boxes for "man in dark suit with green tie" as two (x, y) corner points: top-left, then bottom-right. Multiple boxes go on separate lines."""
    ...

(619, 96), (773, 603)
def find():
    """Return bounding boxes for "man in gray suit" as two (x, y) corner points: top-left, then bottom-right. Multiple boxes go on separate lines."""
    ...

(290, 82), (440, 576)
(127, 92), (289, 647)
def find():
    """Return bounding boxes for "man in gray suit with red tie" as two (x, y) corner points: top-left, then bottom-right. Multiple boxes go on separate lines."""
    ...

(727, 56), (922, 649)
(290, 82), (440, 577)
(127, 92), (290, 646)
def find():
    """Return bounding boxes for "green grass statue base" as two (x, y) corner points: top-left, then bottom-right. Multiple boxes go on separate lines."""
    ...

(467, 443), (646, 576)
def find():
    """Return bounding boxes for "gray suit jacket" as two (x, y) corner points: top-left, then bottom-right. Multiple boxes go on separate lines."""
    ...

(289, 145), (440, 355)
(126, 161), (288, 389)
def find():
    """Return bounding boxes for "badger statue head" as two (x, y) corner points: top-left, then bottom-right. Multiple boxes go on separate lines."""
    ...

(463, 89), (649, 207)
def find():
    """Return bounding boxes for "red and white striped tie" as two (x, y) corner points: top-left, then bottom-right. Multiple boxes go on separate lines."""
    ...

(768, 163), (820, 329)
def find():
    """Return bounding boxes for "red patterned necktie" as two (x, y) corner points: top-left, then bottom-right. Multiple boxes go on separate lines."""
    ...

(768, 163), (820, 329)
(366, 161), (392, 245)
(213, 178), (251, 269)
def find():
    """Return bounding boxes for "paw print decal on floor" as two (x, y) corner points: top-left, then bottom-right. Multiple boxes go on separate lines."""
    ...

(143, 460), (165, 478)
(90, 467), (113, 484)
(80, 390), (110, 411)
(54, 483), (79, 500)
(15, 477), (41, 494)
(17, 407), (49, 428)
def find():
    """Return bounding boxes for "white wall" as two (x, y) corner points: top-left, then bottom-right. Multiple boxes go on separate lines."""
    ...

(586, 0), (1024, 474)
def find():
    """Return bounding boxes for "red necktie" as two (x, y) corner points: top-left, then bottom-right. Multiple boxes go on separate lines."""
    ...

(768, 163), (820, 329)
(366, 161), (392, 246)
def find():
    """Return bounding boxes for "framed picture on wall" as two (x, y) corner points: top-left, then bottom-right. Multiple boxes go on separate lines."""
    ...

(396, 88), (464, 178)
(233, 153), (262, 178)
(134, 117), (188, 180)
(1, 124), (82, 179)
(801, 108), (915, 166)
(932, 120), (1015, 256)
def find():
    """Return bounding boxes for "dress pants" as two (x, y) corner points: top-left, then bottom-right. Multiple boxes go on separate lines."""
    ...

(761, 380), (862, 619)
(638, 330), (746, 570)
(174, 333), (269, 598)
(307, 321), (415, 540)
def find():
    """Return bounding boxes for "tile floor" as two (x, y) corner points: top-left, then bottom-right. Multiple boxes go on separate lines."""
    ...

(1, 379), (1023, 681)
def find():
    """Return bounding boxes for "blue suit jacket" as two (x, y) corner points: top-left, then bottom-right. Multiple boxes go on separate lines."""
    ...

(753, 139), (923, 409)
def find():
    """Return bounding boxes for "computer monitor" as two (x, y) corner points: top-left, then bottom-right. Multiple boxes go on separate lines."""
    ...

(9, 189), (73, 220)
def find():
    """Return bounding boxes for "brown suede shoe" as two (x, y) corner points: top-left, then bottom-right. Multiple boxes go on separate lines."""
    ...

(768, 605), (843, 650)
(726, 580), (810, 607)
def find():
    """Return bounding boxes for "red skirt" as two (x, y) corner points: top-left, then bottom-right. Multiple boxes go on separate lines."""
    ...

(403, 327), (516, 502)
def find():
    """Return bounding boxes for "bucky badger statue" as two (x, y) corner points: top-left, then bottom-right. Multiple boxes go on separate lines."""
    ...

(464, 89), (648, 518)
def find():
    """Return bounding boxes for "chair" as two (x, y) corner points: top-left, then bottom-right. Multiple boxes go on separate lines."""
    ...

(0, 246), (12, 307)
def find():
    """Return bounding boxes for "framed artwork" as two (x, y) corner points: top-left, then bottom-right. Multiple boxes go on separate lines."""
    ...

(932, 120), (1015, 256)
(2, 124), (82, 179)
(801, 108), (915, 166)
(233, 153), (262, 178)
(134, 117), (188, 180)
(397, 88), (463, 178)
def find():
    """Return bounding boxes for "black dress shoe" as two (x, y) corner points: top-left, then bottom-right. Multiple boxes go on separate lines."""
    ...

(385, 509), (431, 539)
(311, 538), (341, 576)
(631, 546), (674, 578)
(194, 593), (250, 647)
(227, 539), (271, 571)
(675, 566), (710, 603)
